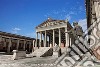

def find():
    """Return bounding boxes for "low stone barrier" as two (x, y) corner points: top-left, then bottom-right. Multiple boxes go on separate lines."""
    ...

(12, 50), (26, 60)
(53, 46), (61, 57)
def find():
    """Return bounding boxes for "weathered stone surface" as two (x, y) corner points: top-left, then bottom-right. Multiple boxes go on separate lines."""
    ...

(0, 54), (57, 67)
(32, 47), (53, 57)
(60, 47), (66, 54)
(12, 50), (26, 60)
(53, 45), (61, 57)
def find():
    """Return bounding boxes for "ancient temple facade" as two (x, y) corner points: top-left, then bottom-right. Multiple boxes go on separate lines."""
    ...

(35, 18), (74, 49)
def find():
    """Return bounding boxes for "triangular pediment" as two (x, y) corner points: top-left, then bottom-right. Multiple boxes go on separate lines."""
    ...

(36, 18), (68, 29)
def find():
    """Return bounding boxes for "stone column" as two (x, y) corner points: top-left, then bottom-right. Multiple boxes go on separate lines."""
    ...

(49, 35), (51, 46)
(53, 29), (55, 47)
(7, 38), (12, 53)
(17, 39), (20, 50)
(46, 36), (49, 47)
(0, 36), (2, 47)
(39, 32), (42, 47)
(0, 35), (2, 42)
(32, 40), (35, 52)
(23, 40), (26, 50)
(65, 27), (69, 47)
(43, 34), (45, 47)
(48, 36), (50, 47)
(59, 28), (61, 47)
(70, 38), (72, 47)
(4, 38), (6, 48)
(49, 35), (52, 47)
(29, 42), (31, 52)
(35, 32), (38, 47)
(44, 31), (47, 47)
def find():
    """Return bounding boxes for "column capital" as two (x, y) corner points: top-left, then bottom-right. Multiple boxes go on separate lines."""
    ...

(39, 31), (42, 33)
(53, 29), (55, 31)
(17, 39), (20, 41)
(9, 38), (12, 41)
(36, 32), (38, 33)
(65, 27), (67, 32)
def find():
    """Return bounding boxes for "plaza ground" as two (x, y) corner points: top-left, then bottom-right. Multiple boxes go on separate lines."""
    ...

(0, 52), (57, 67)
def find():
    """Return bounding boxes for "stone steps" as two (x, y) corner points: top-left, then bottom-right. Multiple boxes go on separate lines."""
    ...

(32, 47), (53, 57)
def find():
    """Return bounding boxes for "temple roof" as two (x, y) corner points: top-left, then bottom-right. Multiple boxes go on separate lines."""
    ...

(36, 18), (72, 29)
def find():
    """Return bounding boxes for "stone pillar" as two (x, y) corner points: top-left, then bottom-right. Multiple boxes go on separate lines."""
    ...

(70, 38), (72, 47)
(46, 36), (49, 47)
(49, 35), (51, 46)
(0, 35), (2, 42)
(4, 38), (6, 48)
(7, 38), (12, 53)
(48, 36), (50, 47)
(23, 40), (26, 50)
(39, 32), (42, 47)
(53, 29), (55, 47)
(0, 36), (2, 47)
(29, 42), (31, 52)
(49, 35), (52, 47)
(44, 31), (47, 47)
(32, 40), (35, 52)
(35, 32), (38, 47)
(59, 28), (61, 47)
(17, 39), (20, 50)
(43, 34), (45, 47)
(65, 27), (69, 47)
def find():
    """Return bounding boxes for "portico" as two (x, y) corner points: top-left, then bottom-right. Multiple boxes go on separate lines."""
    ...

(0, 31), (35, 53)
(35, 18), (74, 48)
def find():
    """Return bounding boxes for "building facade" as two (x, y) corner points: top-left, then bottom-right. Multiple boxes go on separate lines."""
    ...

(0, 31), (35, 53)
(35, 18), (74, 49)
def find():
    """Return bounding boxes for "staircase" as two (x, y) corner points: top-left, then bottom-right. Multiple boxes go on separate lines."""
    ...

(32, 47), (53, 57)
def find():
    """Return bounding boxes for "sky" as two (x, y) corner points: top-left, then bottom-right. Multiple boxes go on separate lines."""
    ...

(0, 0), (87, 38)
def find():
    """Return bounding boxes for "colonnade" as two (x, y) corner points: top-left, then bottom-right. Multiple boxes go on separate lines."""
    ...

(0, 35), (34, 53)
(35, 27), (71, 48)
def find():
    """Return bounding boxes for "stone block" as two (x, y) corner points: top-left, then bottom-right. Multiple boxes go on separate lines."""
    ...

(53, 48), (61, 57)
(12, 50), (26, 60)
(61, 47), (66, 54)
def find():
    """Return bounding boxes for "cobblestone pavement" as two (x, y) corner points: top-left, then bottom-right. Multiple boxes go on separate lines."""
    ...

(0, 54), (57, 67)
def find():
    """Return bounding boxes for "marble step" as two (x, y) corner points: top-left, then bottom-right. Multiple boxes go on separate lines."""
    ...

(32, 47), (52, 57)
